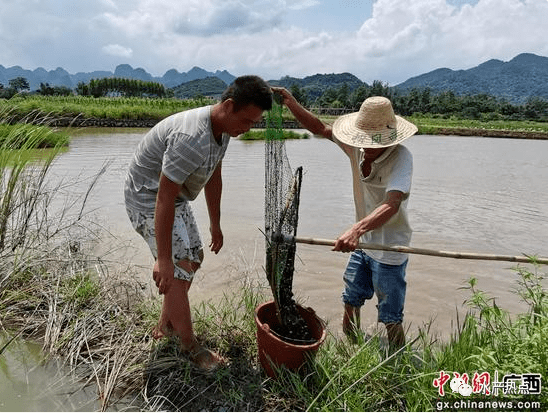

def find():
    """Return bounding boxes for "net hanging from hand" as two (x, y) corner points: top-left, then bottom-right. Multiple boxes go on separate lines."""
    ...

(264, 100), (312, 343)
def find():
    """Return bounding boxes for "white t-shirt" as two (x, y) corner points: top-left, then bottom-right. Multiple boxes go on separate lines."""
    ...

(338, 142), (413, 265)
(124, 105), (230, 211)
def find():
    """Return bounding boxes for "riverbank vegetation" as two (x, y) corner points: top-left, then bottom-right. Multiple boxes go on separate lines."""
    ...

(0, 123), (69, 148)
(76, 77), (167, 98)
(1, 236), (546, 410)
(0, 127), (546, 410)
(408, 114), (548, 138)
(1, 95), (213, 124)
(2, 93), (548, 138)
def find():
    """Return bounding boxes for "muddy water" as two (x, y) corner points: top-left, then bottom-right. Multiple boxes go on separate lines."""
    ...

(43, 129), (548, 341)
(3, 129), (547, 409)
(0, 333), (98, 411)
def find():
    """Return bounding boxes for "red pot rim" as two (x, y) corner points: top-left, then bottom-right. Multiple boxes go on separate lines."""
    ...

(254, 300), (326, 349)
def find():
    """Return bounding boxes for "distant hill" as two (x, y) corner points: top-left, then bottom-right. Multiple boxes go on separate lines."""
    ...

(269, 72), (366, 101)
(0, 64), (236, 91)
(396, 53), (548, 104)
(2, 53), (547, 104)
(171, 77), (228, 99)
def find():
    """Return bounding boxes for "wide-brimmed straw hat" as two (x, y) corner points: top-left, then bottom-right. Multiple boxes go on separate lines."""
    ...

(332, 96), (418, 148)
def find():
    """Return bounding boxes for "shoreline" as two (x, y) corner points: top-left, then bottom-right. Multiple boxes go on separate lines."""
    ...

(45, 116), (548, 140)
(433, 126), (548, 140)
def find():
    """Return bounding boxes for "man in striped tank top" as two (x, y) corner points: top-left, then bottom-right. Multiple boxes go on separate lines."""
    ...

(125, 76), (272, 370)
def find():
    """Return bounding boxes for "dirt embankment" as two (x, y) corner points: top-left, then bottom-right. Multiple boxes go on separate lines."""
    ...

(48, 116), (160, 128)
(432, 127), (548, 140)
(40, 115), (548, 140)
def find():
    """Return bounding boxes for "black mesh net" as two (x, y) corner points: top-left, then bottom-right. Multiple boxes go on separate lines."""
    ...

(264, 101), (313, 344)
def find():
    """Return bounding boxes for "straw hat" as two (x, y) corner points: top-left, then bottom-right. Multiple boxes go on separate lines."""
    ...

(332, 96), (418, 148)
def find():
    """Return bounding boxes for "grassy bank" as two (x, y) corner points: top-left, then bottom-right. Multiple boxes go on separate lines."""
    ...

(408, 114), (548, 139)
(1, 239), (546, 410)
(1, 95), (213, 122)
(315, 112), (548, 139)
(3, 96), (548, 139)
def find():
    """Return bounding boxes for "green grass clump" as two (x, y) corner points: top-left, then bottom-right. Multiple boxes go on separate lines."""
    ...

(240, 129), (310, 141)
(409, 113), (548, 134)
(61, 271), (101, 307)
(0, 123), (69, 148)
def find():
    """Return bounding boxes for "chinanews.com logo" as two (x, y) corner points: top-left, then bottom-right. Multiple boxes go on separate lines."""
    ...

(432, 370), (546, 412)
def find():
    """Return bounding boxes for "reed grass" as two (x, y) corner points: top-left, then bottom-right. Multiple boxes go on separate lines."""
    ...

(0, 124), (69, 148)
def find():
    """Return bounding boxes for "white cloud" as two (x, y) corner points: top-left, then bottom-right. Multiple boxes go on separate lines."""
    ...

(1, 0), (548, 84)
(102, 44), (133, 58)
(101, 0), (286, 38)
(287, 0), (321, 10)
(117, 0), (548, 83)
(343, 0), (548, 83)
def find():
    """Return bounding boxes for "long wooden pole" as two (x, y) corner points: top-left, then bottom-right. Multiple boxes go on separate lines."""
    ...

(289, 236), (548, 265)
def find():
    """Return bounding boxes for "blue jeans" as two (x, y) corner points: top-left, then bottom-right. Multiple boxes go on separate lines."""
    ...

(342, 250), (407, 324)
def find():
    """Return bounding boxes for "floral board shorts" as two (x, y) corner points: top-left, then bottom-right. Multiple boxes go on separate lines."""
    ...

(126, 202), (203, 281)
(342, 250), (408, 325)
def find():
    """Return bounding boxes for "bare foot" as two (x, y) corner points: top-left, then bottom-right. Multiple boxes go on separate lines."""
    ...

(151, 322), (175, 340)
(343, 319), (360, 343)
(186, 344), (225, 371)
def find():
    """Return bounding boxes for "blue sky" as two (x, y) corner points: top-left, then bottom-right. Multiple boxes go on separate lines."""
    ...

(1, 0), (547, 85)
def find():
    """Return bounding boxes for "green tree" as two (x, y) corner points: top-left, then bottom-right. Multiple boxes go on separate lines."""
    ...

(524, 97), (548, 120)
(9, 77), (30, 92)
(336, 83), (350, 108)
(349, 85), (371, 109)
(318, 87), (338, 107)
(370, 80), (391, 98)
(76, 81), (89, 96)
(289, 84), (308, 107)
(431, 90), (461, 114)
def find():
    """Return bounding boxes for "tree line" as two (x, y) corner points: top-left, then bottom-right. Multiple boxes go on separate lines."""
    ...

(290, 80), (548, 122)
(0, 76), (167, 99)
(76, 78), (167, 98)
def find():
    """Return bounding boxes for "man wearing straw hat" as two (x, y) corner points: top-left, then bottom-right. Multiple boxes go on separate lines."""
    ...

(273, 88), (418, 351)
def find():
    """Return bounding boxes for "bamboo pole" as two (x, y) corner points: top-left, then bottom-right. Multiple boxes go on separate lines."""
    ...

(289, 236), (548, 265)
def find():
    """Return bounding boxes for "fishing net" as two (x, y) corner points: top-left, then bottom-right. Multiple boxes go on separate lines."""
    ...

(264, 100), (313, 344)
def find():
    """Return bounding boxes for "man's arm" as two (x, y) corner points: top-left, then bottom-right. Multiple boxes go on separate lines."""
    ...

(154, 173), (181, 294)
(272, 87), (333, 140)
(204, 162), (223, 254)
(334, 190), (406, 252)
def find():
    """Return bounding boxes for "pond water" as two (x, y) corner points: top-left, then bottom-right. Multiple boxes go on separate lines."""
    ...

(2, 128), (547, 409)
(0, 333), (98, 411)
(47, 129), (548, 337)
